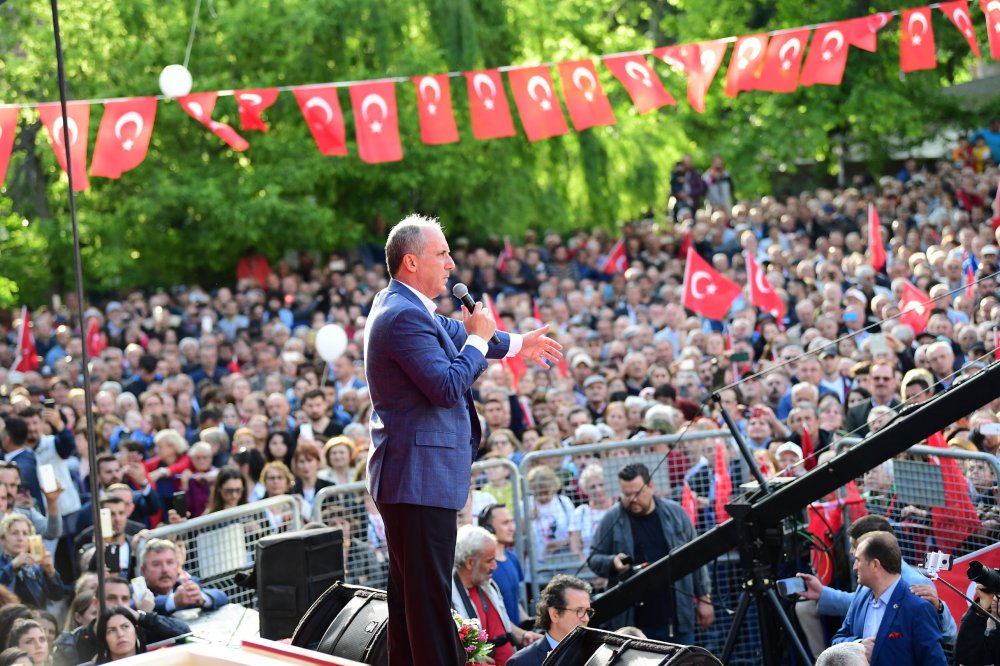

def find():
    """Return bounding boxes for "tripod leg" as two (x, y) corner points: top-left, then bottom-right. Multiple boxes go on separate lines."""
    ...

(764, 588), (814, 665)
(721, 590), (753, 664)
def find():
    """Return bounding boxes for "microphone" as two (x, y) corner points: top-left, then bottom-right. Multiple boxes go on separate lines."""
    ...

(452, 283), (500, 345)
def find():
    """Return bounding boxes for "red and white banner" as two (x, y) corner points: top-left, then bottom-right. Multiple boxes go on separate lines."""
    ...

(349, 82), (402, 164)
(983, 0), (1000, 59)
(293, 85), (347, 156)
(178, 92), (249, 151)
(91, 97), (157, 179)
(725, 33), (769, 96)
(0, 106), (18, 188)
(465, 69), (516, 140)
(234, 88), (279, 132)
(900, 7), (937, 72)
(746, 252), (785, 320)
(899, 281), (933, 333)
(603, 237), (628, 275)
(412, 74), (459, 145)
(654, 42), (728, 113)
(682, 247), (741, 320)
(935, 541), (1000, 629)
(39, 102), (91, 191)
(800, 22), (852, 87)
(557, 59), (616, 131)
(755, 29), (810, 93)
(507, 66), (569, 142)
(940, 0), (981, 57)
(602, 55), (675, 114)
(849, 12), (894, 51)
(11, 306), (38, 373)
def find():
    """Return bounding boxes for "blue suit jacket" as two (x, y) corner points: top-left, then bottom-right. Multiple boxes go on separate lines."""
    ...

(364, 280), (510, 510)
(506, 635), (551, 666)
(832, 579), (946, 666)
(9, 448), (44, 512)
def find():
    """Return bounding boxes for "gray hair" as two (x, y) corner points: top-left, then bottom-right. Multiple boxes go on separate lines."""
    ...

(816, 642), (867, 666)
(343, 423), (367, 440)
(454, 525), (495, 570)
(385, 214), (441, 277)
(141, 538), (178, 566)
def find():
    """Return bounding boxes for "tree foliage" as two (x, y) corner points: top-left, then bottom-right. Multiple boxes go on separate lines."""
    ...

(0, 0), (992, 306)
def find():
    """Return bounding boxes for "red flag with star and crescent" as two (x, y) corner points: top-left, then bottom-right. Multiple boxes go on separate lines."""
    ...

(234, 88), (279, 132)
(0, 106), (18, 187)
(557, 59), (616, 131)
(465, 69), (516, 140)
(941, 0), (981, 57)
(654, 41), (727, 113)
(412, 74), (459, 145)
(868, 204), (886, 271)
(90, 97), (157, 179)
(682, 247), (742, 320)
(928, 432), (982, 554)
(12, 306), (39, 373)
(681, 482), (697, 526)
(725, 34), (769, 96)
(39, 102), (90, 191)
(603, 238), (629, 275)
(293, 85), (347, 156)
(900, 7), (937, 72)
(849, 12), (894, 52)
(349, 81), (403, 164)
(178, 92), (249, 151)
(982, 0), (1000, 59)
(800, 22), (852, 86)
(755, 29), (810, 93)
(86, 317), (107, 358)
(900, 281), (933, 333)
(602, 55), (675, 114)
(507, 66), (569, 142)
(746, 252), (785, 321)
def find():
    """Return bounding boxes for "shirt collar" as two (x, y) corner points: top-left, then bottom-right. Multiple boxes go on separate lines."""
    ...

(872, 575), (901, 606)
(544, 633), (559, 650)
(397, 280), (438, 316)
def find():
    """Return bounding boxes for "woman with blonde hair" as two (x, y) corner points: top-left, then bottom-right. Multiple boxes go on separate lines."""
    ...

(319, 437), (356, 486)
(143, 429), (192, 523)
(260, 461), (297, 532)
(527, 466), (574, 568)
(0, 514), (65, 610)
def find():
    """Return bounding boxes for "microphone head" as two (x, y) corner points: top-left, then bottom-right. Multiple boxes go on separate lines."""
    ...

(452, 283), (469, 300)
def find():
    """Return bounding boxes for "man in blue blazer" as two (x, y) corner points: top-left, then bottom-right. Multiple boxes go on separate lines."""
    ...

(832, 531), (946, 665)
(365, 215), (561, 666)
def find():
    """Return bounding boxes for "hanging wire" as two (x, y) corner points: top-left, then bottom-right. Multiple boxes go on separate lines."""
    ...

(182, 0), (203, 70)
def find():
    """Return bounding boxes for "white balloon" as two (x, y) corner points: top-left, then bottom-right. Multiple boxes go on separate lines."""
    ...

(315, 324), (348, 362)
(159, 64), (193, 98)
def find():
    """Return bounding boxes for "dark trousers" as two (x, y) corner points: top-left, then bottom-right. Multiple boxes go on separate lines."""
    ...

(379, 502), (465, 666)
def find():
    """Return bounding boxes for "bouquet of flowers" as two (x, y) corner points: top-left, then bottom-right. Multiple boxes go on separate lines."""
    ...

(452, 610), (493, 664)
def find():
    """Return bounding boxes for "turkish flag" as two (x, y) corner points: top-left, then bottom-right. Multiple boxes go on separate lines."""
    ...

(746, 252), (785, 321)
(653, 42), (726, 113)
(412, 74), (458, 145)
(808, 500), (844, 585)
(90, 97), (157, 179)
(603, 237), (629, 275)
(507, 66), (570, 142)
(755, 29), (810, 93)
(178, 92), (249, 151)
(983, 0), (1000, 59)
(900, 282), (933, 333)
(293, 86), (347, 156)
(0, 106), (18, 187)
(724, 34), (769, 96)
(868, 203), (886, 271)
(465, 70), (516, 140)
(38, 102), (90, 191)
(681, 482), (697, 526)
(900, 7), (937, 72)
(849, 12), (894, 52)
(801, 427), (816, 471)
(940, 0), (981, 57)
(713, 442), (732, 522)
(484, 294), (526, 391)
(349, 82), (402, 164)
(234, 88), (279, 132)
(86, 317), (107, 358)
(928, 432), (982, 554)
(800, 23), (851, 86)
(496, 236), (514, 272)
(935, 541), (1000, 629)
(602, 55), (675, 114)
(682, 247), (741, 320)
(12, 306), (39, 373)
(557, 59), (616, 131)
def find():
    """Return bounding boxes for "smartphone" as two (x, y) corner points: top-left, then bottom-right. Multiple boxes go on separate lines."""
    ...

(28, 535), (43, 561)
(300, 423), (315, 441)
(38, 464), (57, 494)
(729, 351), (751, 363)
(776, 576), (806, 596)
(172, 491), (187, 517)
(52, 294), (62, 311)
(106, 544), (121, 573)
(201, 315), (213, 334)
(620, 556), (633, 567)
(100, 508), (113, 538)
(981, 423), (1000, 437)
(131, 576), (148, 601)
(42, 398), (56, 409)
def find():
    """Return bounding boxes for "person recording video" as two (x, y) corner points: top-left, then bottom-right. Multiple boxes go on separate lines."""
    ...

(953, 562), (1000, 666)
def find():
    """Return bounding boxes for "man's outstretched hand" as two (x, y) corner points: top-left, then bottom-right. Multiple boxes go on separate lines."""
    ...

(518, 325), (563, 368)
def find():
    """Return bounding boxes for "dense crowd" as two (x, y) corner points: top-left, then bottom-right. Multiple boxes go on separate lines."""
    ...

(0, 141), (998, 663)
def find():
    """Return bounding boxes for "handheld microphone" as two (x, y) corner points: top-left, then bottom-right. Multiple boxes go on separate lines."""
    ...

(452, 283), (500, 345)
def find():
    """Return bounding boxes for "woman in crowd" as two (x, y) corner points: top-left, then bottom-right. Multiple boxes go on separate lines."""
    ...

(264, 431), (295, 467)
(205, 467), (248, 514)
(231, 427), (256, 455)
(179, 442), (217, 518)
(233, 446), (266, 502)
(817, 393), (845, 435)
(318, 437), (356, 486)
(9, 619), (47, 666)
(260, 461), (297, 532)
(486, 429), (524, 466)
(526, 466), (574, 568)
(94, 608), (143, 664)
(321, 511), (386, 590)
(292, 441), (333, 517)
(569, 464), (613, 557)
(143, 429), (192, 523)
(64, 589), (97, 633)
(247, 414), (270, 452)
(0, 648), (32, 666)
(0, 515), (65, 610)
(602, 401), (631, 442)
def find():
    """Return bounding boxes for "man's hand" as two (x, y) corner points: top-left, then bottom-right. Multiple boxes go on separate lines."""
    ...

(796, 573), (823, 601)
(173, 579), (204, 608)
(517, 325), (563, 369)
(136, 589), (155, 613)
(126, 462), (148, 487)
(167, 509), (189, 524)
(861, 637), (875, 662)
(462, 303), (496, 342)
(909, 583), (941, 611)
(42, 408), (63, 431)
(43, 484), (64, 507)
(696, 597), (715, 629)
(520, 631), (543, 646)
(612, 553), (632, 574)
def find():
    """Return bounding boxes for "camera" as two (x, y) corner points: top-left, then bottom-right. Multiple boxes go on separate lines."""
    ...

(968, 560), (1000, 595)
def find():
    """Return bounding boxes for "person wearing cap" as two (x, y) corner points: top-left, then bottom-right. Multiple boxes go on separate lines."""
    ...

(582, 375), (607, 422)
(774, 442), (804, 477)
(570, 354), (596, 397)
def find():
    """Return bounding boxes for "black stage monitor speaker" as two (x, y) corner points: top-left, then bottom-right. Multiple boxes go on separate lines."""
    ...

(542, 626), (724, 666)
(291, 582), (388, 666)
(255, 527), (344, 640)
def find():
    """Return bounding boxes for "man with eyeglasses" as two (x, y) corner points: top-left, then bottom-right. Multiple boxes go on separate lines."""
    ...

(844, 361), (899, 436)
(507, 574), (592, 666)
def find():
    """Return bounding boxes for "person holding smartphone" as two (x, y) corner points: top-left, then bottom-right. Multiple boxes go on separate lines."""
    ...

(0, 514), (66, 610)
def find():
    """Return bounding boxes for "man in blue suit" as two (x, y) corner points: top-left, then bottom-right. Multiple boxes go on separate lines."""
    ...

(832, 531), (946, 665)
(365, 215), (562, 666)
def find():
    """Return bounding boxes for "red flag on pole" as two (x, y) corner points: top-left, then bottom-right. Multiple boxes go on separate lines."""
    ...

(38, 102), (91, 190)
(725, 34), (769, 96)
(12, 306), (39, 373)
(90, 97), (157, 179)
(293, 86), (347, 156)
(935, 541), (1000, 629)
(755, 29), (810, 93)
(899, 281), (933, 333)
(848, 12), (893, 52)
(900, 7), (937, 72)
(0, 106), (18, 187)
(682, 247), (742, 320)
(746, 252), (785, 321)
(800, 23), (852, 86)
(465, 70), (516, 140)
(658, 40), (730, 112)
(483, 294), (526, 391)
(801, 427), (816, 471)
(178, 92), (249, 151)
(496, 237), (514, 273)
(982, 0), (1000, 59)
(928, 431), (982, 553)
(602, 55), (675, 114)
(234, 88), (279, 132)
(603, 238), (629, 275)
(714, 442), (732, 522)
(507, 66), (570, 142)
(412, 74), (459, 145)
(681, 482), (697, 526)
(940, 0), (981, 57)
(867, 204), (886, 271)
(556, 59), (616, 131)
(349, 81), (403, 164)
(86, 317), (107, 358)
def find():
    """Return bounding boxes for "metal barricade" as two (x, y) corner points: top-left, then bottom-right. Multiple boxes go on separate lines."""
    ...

(137, 495), (303, 609)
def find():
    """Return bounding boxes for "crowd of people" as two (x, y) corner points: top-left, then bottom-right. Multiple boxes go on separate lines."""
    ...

(0, 139), (998, 663)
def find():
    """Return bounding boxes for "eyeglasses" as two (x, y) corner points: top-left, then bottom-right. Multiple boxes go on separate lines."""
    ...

(556, 606), (595, 619)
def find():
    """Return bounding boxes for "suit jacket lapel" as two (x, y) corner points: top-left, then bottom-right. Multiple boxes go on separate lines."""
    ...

(870, 582), (905, 664)
(388, 279), (457, 357)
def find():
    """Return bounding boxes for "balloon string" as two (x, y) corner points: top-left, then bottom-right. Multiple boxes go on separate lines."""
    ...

(183, 0), (203, 70)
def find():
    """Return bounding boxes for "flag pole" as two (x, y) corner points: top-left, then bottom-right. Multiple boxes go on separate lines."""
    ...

(48, 0), (108, 616)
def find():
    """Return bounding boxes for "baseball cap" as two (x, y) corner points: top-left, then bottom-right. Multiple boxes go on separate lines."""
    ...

(775, 442), (803, 460)
(574, 354), (596, 368)
(583, 375), (606, 388)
